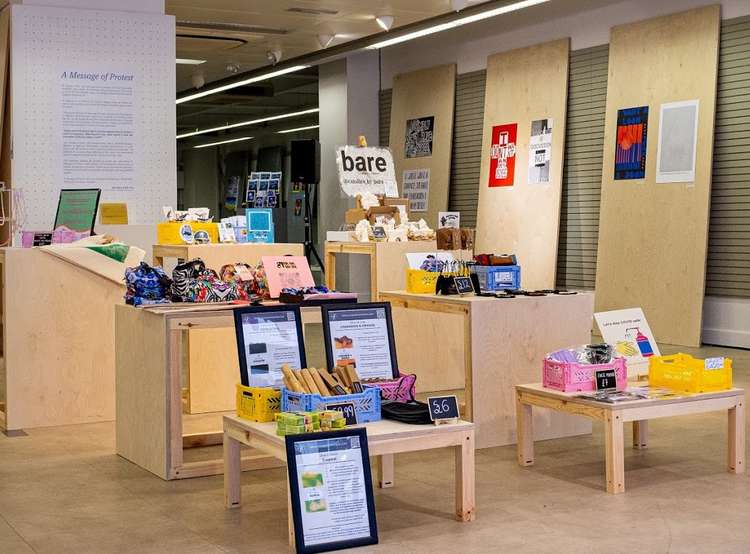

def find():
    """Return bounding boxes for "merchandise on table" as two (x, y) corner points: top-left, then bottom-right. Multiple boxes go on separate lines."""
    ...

(473, 264), (521, 291)
(362, 373), (417, 403)
(649, 353), (732, 393)
(170, 258), (244, 302)
(220, 263), (261, 300)
(543, 344), (628, 392)
(124, 262), (172, 306)
(236, 384), (281, 422)
(274, 410), (346, 436)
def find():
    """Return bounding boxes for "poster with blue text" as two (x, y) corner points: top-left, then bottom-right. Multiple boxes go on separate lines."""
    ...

(614, 106), (649, 180)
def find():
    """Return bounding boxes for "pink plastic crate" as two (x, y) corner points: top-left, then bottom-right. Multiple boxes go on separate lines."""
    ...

(543, 357), (627, 392)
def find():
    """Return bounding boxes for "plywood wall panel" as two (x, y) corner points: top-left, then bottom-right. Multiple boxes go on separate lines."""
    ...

(595, 6), (721, 347)
(389, 64), (456, 228)
(475, 39), (570, 290)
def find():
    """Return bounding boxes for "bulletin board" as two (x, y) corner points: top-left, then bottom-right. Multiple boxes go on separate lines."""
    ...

(389, 64), (456, 228)
(10, 5), (176, 229)
(475, 39), (570, 290)
(594, 6), (720, 347)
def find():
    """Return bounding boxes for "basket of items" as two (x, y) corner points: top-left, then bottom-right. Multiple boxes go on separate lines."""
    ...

(649, 353), (732, 393)
(543, 344), (627, 392)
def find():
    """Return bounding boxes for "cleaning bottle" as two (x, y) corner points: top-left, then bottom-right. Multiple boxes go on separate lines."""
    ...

(635, 328), (654, 357)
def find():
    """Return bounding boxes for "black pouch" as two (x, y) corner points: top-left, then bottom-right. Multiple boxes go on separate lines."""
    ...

(381, 401), (432, 425)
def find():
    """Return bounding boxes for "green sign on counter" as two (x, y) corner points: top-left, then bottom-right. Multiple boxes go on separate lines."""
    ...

(53, 188), (101, 233)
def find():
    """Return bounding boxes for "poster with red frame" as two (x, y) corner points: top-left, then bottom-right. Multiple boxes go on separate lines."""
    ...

(488, 123), (518, 187)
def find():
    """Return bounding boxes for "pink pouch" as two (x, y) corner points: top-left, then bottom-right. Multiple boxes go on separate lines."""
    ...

(364, 373), (417, 403)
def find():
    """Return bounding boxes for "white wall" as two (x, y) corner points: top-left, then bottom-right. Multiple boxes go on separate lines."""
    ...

(381, 0), (750, 88)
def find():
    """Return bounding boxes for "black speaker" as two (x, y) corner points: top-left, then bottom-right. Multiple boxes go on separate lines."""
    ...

(290, 139), (319, 184)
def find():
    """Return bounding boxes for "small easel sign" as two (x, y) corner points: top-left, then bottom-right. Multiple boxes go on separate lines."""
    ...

(427, 395), (460, 425)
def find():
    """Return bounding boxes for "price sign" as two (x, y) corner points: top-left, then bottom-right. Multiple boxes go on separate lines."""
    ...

(453, 276), (474, 296)
(427, 395), (459, 422)
(326, 401), (358, 425)
(595, 369), (617, 392)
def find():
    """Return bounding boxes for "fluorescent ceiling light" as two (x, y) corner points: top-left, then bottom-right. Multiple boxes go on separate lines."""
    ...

(176, 64), (309, 104)
(367, 0), (550, 49)
(278, 124), (320, 134)
(176, 58), (206, 65)
(177, 108), (320, 139)
(194, 136), (253, 149)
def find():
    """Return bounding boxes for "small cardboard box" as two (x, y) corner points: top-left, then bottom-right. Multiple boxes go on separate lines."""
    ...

(368, 206), (400, 225)
(345, 208), (367, 225)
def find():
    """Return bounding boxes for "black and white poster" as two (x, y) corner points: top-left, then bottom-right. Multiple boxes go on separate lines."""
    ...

(405, 116), (434, 159)
(528, 118), (553, 184)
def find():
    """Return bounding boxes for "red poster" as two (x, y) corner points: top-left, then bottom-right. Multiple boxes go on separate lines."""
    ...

(488, 123), (517, 187)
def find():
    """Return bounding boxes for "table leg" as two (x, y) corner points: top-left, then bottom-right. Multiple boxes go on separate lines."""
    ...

(728, 398), (745, 474)
(379, 454), (394, 488)
(516, 394), (534, 466)
(224, 433), (242, 508)
(286, 476), (296, 549)
(633, 420), (648, 450)
(455, 431), (475, 522)
(325, 250), (336, 290)
(604, 411), (625, 494)
(370, 251), (378, 301)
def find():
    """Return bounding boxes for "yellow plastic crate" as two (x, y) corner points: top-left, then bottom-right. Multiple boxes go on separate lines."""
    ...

(157, 221), (219, 245)
(236, 384), (281, 422)
(406, 269), (438, 294)
(649, 353), (732, 393)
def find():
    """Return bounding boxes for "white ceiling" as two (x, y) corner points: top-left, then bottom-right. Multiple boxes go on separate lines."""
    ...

(169, 0), (455, 92)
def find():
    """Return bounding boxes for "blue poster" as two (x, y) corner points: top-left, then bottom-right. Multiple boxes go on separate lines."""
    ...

(614, 106), (649, 180)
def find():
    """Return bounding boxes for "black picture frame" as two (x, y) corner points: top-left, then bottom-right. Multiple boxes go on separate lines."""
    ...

(320, 302), (400, 379)
(233, 305), (307, 386)
(53, 188), (101, 234)
(285, 428), (378, 553)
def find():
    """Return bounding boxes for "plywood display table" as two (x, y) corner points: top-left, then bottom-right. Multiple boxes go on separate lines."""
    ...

(115, 303), (320, 480)
(152, 242), (304, 413)
(324, 240), (471, 301)
(379, 291), (595, 449)
(515, 384), (746, 494)
(0, 248), (125, 432)
(223, 416), (475, 547)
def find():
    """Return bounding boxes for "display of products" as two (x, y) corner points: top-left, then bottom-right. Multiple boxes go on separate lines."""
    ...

(275, 410), (346, 436)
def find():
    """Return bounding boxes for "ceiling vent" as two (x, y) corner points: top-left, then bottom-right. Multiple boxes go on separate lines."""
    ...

(177, 20), (289, 35)
(286, 7), (339, 16)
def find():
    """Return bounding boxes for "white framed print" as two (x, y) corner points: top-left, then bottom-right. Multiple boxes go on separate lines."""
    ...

(655, 99), (700, 184)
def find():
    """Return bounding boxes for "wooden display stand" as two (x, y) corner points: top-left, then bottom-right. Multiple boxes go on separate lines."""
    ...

(153, 242), (304, 413)
(378, 291), (595, 449)
(324, 240), (471, 301)
(515, 384), (745, 493)
(0, 248), (124, 432)
(223, 416), (476, 548)
(115, 303), (321, 480)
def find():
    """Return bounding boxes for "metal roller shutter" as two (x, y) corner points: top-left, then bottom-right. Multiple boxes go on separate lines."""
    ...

(556, 45), (609, 290)
(706, 15), (750, 298)
(379, 89), (392, 147)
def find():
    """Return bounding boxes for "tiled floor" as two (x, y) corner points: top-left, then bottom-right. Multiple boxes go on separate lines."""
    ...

(1, 342), (748, 553)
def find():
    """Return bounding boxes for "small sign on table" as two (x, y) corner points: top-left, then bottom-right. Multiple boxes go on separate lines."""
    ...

(595, 369), (617, 392)
(325, 401), (358, 426)
(427, 395), (460, 425)
(453, 276), (474, 296)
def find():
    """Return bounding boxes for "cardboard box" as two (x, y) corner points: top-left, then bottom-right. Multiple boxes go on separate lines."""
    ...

(345, 208), (367, 225)
(368, 206), (400, 225)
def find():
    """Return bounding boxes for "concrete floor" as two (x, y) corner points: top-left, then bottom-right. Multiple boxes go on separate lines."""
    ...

(1, 342), (749, 553)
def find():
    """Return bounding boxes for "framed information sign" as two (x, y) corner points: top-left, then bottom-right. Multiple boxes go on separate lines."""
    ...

(286, 428), (378, 553)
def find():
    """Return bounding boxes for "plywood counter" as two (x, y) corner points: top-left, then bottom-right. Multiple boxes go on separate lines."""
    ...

(379, 290), (595, 448)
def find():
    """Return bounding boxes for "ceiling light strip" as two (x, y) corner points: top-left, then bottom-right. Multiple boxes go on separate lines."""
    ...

(177, 108), (320, 139)
(278, 124), (320, 134)
(194, 136), (254, 149)
(367, 0), (550, 50)
(176, 65), (310, 105)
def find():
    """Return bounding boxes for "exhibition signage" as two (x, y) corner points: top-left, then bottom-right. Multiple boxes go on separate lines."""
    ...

(488, 123), (517, 187)
(233, 305), (307, 387)
(427, 395), (460, 423)
(54, 188), (101, 233)
(336, 145), (399, 198)
(286, 428), (378, 553)
(594, 308), (660, 375)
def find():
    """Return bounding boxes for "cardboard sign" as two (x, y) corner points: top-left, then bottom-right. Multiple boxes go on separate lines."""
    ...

(427, 395), (460, 421)
(99, 202), (128, 225)
(336, 145), (398, 198)
(325, 401), (358, 425)
(489, 124), (517, 187)
(262, 255), (315, 298)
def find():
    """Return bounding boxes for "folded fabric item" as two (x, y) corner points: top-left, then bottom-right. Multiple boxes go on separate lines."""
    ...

(125, 262), (172, 306)
(171, 258), (243, 302)
(381, 400), (432, 425)
(474, 253), (517, 266)
(41, 235), (146, 284)
(549, 343), (615, 365)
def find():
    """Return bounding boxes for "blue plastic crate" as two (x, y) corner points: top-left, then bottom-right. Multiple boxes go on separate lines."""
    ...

(281, 386), (382, 423)
(473, 264), (521, 291)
